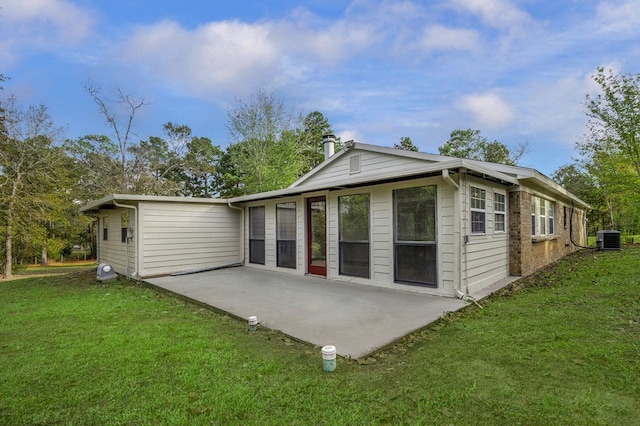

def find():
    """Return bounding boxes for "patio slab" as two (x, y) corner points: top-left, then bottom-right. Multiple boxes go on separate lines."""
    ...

(146, 267), (486, 358)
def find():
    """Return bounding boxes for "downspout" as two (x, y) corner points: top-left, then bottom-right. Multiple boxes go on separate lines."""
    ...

(227, 201), (246, 264)
(442, 170), (464, 298)
(459, 169), (470, 297)
(444, 169), (482, 307)
(442, 169), (459, 189)
(113, 201), (139, 281)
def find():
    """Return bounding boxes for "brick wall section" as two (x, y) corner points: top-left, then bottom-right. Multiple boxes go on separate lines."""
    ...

(509, 190), (585, 277)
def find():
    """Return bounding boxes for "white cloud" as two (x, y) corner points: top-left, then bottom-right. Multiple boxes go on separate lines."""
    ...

(336, 129), (361, 143)
(458, 92), (515, 129)
(596, 0), (640, 35)
(270, 18), (380, 65)
(116, 5), (393, 99)
(120, 19), (280, 96)
(0, 0), (95, 65)
(449, 0), (534, 34)
(418, 25), (480, 52)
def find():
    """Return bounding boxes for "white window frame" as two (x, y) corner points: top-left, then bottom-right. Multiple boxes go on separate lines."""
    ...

(102, 216), (109, 241)
(531, 196), (556, 237)
(494, 192), (506, 233)
(531, 197), (536, 236)
(539, 198), (546, 235)
(470, 186), (486, 234)
(276, 202), (296, 269)
(249, 206), (266, 265)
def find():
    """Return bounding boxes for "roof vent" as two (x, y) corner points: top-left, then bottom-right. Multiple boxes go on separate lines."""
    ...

(596, 230), (621, 250)
(349, 154), (361, 174)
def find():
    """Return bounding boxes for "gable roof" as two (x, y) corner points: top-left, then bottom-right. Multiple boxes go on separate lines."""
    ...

(79, 143), (589, 210)
(230, 142), (589, 208)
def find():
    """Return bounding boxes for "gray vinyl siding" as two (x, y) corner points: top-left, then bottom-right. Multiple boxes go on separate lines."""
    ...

(299, 151), (440, 188)
(371, 195), (392, 279)
(97, 208), (136, 278)
(461, 178), (509, 294)
(139, 202), (241, 277)
(324, 177), (456, 296)
(240, 172), (507, 296)
(440, 185), (457, 292)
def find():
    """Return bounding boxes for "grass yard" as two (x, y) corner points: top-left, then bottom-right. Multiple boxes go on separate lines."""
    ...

(1, 248), (639, 425)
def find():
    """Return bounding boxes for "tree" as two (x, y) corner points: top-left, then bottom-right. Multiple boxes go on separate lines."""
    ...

(65, 134), (123, 201)
(578, 68), (640, 233)
(394, 136), (418, 152)
(128, 122), (191, 196)
(220, 89), (303, 196)
(85, 79), (148, 192)
(227, 88), (293, 145)
(439, 129), (526, 165)
(0, 97), (71, 277)
(0, 74), (7, 142)
(182, 136), (223, 197)
(551, 164), (606, 234)
(298, 111), (336, 172)
(582, 67), (640, 176)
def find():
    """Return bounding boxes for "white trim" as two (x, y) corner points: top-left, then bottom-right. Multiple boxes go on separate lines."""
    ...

(493, 191), (507, 233)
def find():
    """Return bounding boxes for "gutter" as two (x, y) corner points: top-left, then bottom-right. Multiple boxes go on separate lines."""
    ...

(442, 169), (459, 189)
(112, 201), (139, 281)
(227, 201), (246, 265)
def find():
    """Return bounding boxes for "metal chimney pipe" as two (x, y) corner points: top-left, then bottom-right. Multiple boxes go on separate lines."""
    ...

(323, 134), (335, 160)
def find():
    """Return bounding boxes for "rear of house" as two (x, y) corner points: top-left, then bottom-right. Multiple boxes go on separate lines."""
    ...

(81, 142), (588, 297)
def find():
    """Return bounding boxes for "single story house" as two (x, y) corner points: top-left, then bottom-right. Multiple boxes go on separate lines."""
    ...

(80, 139), (588, 298)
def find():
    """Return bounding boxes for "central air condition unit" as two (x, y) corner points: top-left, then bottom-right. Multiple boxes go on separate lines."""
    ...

(596, 230), (621, 250)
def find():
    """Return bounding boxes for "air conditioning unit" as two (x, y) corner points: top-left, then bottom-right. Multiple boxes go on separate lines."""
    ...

(596, 230), (621, 250)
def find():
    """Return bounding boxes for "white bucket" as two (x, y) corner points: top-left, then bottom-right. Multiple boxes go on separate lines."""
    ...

(322, 345), (337, 372)
(248, 316), (258, 332)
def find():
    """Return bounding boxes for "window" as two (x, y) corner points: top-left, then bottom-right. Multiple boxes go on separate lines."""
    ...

(276, 203), (296, 269)
(539, 198), (546, 235)
(249, 206), (265, 264)
(531, 197), (536, 236)
(531, 196), (556, 237)
(121, 212), (129, 243)
(470, 186), (486, 234)
(102, 217), (108, 241)
(494, 193), (506, 233)
(547, 201), (555, 235)
(339, 194), (370, 278)
(393, 186), (437, 287)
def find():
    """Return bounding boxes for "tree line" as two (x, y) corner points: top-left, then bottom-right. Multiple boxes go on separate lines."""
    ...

(2, 68), (639, 277)
(0, 83), (337, 277)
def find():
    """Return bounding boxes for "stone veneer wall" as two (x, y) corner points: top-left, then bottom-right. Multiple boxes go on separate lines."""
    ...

(509, 190), (585, 277)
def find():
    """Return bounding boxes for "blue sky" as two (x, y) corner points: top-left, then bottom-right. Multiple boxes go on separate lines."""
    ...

(2, 0), (639, 176)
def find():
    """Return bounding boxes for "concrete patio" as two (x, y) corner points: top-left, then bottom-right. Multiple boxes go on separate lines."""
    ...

(146, 267), (515, 358)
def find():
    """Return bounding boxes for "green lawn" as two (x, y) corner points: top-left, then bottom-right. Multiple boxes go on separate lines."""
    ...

(1, 248), (639, 425)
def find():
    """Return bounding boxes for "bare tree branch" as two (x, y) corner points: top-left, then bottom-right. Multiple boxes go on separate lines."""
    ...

(84, 79), (149, 192)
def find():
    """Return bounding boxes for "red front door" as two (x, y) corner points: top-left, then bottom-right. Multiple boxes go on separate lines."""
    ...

(307, 196), (326, 276)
